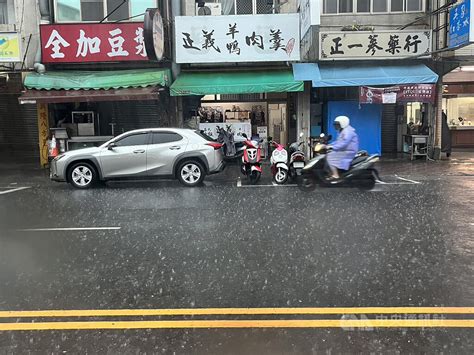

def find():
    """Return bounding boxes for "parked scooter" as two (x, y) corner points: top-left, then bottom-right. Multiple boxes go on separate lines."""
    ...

(288, 132), (306, 182)
(270, 141), (289, 184)
(297, 133), (380, 191)
(240, 134), (263, 184)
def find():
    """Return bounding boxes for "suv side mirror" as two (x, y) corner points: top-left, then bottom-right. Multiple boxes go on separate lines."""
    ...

(108, 142), (117, 150)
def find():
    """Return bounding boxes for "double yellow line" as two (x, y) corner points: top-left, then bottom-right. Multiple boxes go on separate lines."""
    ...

(0, 307), (472, 331)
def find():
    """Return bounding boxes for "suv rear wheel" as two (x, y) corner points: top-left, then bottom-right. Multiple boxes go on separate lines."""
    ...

(177, 160), (205, 187)
(68, 162), (97, 189)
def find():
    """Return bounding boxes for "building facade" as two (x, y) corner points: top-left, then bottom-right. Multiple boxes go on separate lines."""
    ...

(296, 0), (445, 159)
(0, 0), (41, 161)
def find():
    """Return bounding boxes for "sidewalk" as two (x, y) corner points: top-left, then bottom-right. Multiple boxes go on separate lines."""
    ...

(377, 150), (474, 178)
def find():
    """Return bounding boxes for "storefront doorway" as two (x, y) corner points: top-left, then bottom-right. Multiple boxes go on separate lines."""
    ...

(184, 94), (292, 150)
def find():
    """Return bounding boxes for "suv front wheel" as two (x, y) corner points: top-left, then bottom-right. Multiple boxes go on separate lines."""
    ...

(177, 160), (205, 187)
(68, 162), (97, 189)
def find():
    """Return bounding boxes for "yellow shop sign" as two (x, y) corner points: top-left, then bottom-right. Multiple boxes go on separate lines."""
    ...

(0, 32), (21, 62)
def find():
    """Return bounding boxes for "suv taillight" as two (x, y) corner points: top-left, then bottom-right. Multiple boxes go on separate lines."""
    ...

(206, 142), (223, 150)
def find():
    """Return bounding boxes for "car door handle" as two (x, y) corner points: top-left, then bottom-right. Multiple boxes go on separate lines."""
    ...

(133, 149), (145, 154)
(169, 146), (181, 150)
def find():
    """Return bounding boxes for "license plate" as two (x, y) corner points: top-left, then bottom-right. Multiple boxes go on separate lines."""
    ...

(293, 162), (305, 168)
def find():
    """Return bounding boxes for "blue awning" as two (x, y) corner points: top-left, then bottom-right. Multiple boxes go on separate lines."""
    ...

(292, 63), (439, 88)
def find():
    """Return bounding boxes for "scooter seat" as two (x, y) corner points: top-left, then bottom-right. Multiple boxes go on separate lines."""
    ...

(351, 156), (367, 167)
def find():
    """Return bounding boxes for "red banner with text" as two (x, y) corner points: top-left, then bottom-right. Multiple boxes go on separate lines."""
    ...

(359, 84), (436, 104)
(40, 23), (148, 63)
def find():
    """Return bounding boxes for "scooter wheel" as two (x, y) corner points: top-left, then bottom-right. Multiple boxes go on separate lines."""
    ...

(297, 175), (316, 192)
(273, 168), (288, 185)
(249, 171), (261, 185)
(357, 176), (376, 190)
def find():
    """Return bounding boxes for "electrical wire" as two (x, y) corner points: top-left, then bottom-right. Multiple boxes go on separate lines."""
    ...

(113, 12), (146, 23)
(100, 0), (128, 23)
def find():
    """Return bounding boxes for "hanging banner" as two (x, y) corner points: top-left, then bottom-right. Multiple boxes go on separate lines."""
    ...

(40, 23), (148, 63)
(175, 14), (300, 63)
(359, 84), (436, 104)
(37, 103), (49, 167)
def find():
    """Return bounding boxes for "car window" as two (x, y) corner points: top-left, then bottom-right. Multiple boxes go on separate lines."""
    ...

(114, 133), (149, 147)
(152, 132), (183, 144)
(195, 130), (215, 142)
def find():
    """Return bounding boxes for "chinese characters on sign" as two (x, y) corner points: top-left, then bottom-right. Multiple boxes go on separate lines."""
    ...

(449, 0), (472, 48)
(175, 14), (300, 63)
(359, 84), (436, 104)
(40, 23), (148, 63)
(320, 31), (431, 60)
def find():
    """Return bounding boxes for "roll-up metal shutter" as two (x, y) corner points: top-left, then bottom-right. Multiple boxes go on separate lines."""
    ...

(111, 100), (172, 135)
(381, 104), (398, 154)
(0, 94), (38, 161)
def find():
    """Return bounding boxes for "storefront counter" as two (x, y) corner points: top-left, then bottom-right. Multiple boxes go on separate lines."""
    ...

(450, 127), (474, 148)
(67, 136), (114, 151)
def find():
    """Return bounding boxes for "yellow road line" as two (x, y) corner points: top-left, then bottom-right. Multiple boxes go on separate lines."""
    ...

(0, 307), (472, 318)
(0, 319), (472, 331)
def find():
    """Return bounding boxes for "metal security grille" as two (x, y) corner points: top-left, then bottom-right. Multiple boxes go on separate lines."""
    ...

(381, 104), (398, 154)
(0, 73), (38, 162)
(256, 0), (273, 14)
(236, 0), (253, 14)
(0, 95), (38, 162)
(111, 100), (171, 135)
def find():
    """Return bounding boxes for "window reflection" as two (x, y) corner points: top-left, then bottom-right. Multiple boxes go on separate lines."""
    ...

(57, 0), (81, 22)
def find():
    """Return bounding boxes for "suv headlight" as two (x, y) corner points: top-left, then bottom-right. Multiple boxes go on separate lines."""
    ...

(54, 154), (66, 162)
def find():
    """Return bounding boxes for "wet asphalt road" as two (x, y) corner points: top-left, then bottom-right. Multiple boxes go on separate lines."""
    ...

(0, 163), (473, 354)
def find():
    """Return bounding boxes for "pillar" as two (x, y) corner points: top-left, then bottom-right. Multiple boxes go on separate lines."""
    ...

(37, 103), (49, 167)
(296, 81), (311, 157)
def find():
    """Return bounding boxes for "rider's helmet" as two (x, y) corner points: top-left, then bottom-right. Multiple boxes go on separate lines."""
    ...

(334, 116), (350, 131)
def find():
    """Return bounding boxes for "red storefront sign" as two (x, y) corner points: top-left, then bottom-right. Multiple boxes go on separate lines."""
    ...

(40, 23), (148, 63)
(359, 84), (436, 104)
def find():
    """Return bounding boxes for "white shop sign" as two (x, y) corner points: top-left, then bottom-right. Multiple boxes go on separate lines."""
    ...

(175, 14), (300, 64)
(199, 123), (252, 142)
(257, 126), (268, 138)
(298, 0), (320, 38)
(320, 31), (432, 60)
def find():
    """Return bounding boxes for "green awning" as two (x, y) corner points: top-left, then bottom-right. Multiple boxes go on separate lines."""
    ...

(24, 69), (171, 90)
(170, 70), (304, 96)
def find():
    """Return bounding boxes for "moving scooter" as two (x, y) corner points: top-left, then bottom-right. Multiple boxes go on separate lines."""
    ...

(240, 134), (263, 184)
(297, 134), (380, 191)
(288, 133), (306, 182)
(270, 141), (289, 184)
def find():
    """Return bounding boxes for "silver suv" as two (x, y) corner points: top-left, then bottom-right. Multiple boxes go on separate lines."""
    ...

(50, 128), (225, 189)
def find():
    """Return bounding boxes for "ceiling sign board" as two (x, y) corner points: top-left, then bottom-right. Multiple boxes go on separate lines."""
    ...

(175, 14), (300, 64)
(320, 31), (431, 60)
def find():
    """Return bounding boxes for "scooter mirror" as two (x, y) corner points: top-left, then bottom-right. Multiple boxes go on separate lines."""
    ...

(242, 133), (248, 139)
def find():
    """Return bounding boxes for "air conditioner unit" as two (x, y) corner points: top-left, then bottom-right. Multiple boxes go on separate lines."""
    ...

(196, 2), (222, 16)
